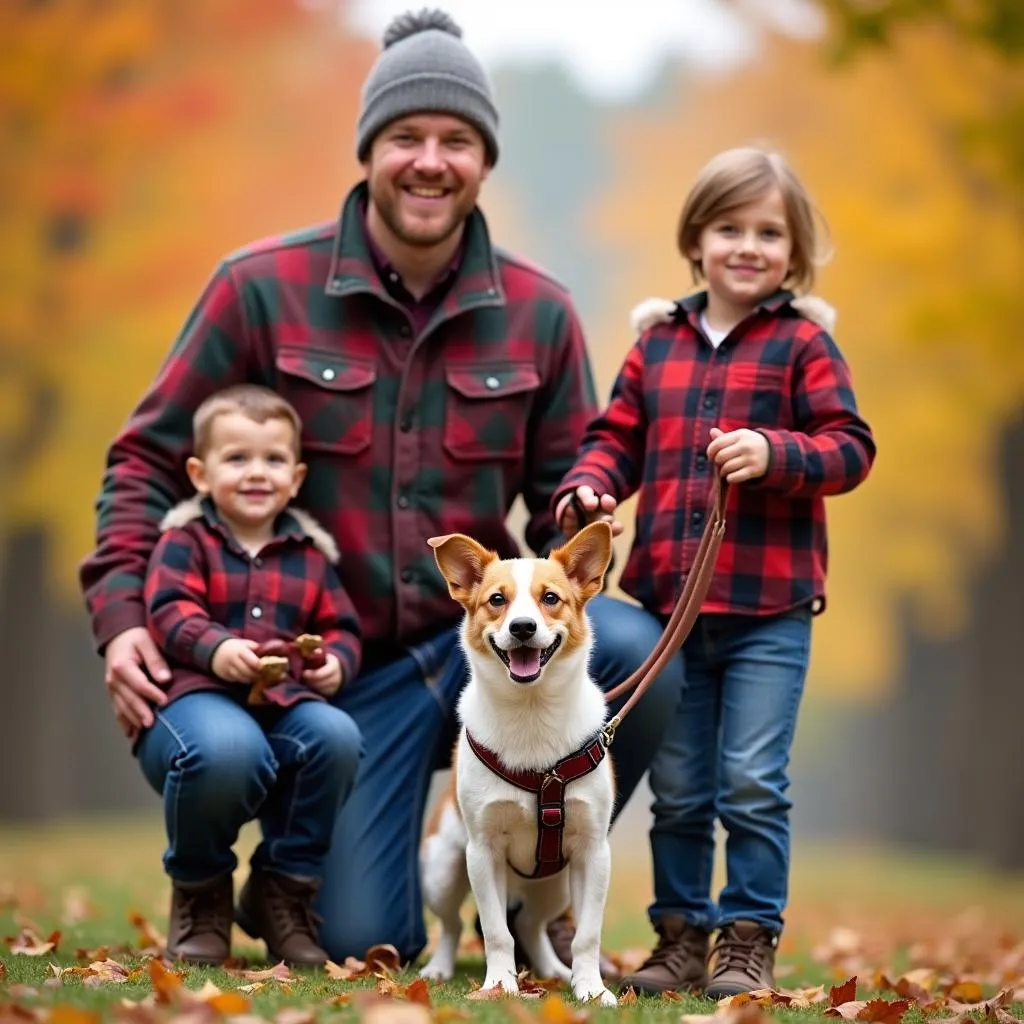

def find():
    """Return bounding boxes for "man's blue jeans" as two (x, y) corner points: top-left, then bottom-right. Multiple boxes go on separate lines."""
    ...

(317, 594), (684, 962)
(647, 608), (812, 935)
(137, 692), (363, 883)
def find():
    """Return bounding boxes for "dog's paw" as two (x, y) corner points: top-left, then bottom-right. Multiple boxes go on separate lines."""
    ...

(575, 984), (617, 1007)
(419, 957), (454, 981)
(482, 971), (519, 995)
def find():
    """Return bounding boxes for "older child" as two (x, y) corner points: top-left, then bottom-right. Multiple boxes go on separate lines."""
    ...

(555, 147), (875, 997)
(139, 384), (362, 967)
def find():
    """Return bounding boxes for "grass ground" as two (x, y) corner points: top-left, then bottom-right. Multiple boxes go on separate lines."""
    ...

(1, 815), (1023, 1022)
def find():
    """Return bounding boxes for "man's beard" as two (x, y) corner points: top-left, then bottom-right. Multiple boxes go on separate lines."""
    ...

(374, 183), (476, 248)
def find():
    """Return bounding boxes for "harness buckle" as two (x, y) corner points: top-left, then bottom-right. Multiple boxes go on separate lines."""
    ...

(600, 714), (621, 748)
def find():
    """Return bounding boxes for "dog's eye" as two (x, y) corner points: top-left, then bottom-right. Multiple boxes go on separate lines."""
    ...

(487, 592), (506, 607)
(541, 591), (560, 606)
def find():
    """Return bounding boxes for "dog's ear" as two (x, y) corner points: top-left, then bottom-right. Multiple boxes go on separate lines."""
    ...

(551, 521), (613, 601)
(428, 534), (496, 604)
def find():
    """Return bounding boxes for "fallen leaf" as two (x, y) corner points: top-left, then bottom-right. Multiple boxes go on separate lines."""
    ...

(361, 1002), (430, 1023)
(5, 986), (38, 1000)
(324, 957), (367, 981)
(858, 997), (911, 1024)
(127, 913), (165, 953)
(232, 962), (292, 983)
(619, 986), (638, 1005)
(825, 1000), (868, 1019)
(829, 978), (859, 1007)
(946, 981), (985, 1003)
(401, 978), (431, 1007)
(147, 959), (184, 1003)
(364, 944), (401, 973)
(537, 994), (591, 1022)
(6, 929), (60, 957)
(466, 984), (509, 1001)
(46, 1007), (102, 1024)
(272, 1009), (315, 1024)
(431, 1010), (472, 1023)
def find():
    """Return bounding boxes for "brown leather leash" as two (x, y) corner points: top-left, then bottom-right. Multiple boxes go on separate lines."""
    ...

(594, 471), (729, 748)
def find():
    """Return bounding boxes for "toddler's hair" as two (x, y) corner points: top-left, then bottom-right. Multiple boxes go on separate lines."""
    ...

(192, 384), (302, 457)
(677, 146), (830, 293)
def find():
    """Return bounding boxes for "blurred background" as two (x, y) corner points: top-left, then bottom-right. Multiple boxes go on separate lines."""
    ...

(1, 0), (1022, 878)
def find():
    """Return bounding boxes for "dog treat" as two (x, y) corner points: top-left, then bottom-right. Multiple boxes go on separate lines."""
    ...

(293, 633), (327, 670)
(248, 654), (289, 706)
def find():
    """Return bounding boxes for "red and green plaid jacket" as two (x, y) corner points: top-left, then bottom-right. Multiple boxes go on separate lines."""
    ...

(554, 291), (876, 619)
(145, 497), (361, 706)
(80, 182), (598, 660)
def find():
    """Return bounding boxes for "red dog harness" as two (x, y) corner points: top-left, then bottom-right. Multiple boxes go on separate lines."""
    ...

(465, 730), (609, 879)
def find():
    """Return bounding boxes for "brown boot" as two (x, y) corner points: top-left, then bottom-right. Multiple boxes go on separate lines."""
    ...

(236, 869), (327, 967)
(705, 921), (778, 998)
(618, 915), (710, 995)
(166, 875), (233, 965)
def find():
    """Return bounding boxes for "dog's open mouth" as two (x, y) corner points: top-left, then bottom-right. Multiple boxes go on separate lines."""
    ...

(488, 635), (562, 683)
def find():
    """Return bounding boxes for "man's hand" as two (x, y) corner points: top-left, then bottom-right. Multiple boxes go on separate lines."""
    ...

(555, 485), (624, 537)
(303, 653), (343, 697)
(104, 626), (171, 738)
(211, 638), (261, 683)
(707, 427), (770, 483)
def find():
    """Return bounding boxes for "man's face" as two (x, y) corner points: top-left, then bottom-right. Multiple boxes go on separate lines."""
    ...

(363, 112), (490, 249)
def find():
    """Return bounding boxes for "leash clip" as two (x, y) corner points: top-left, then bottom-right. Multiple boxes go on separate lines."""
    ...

(600, 714), (621, 748)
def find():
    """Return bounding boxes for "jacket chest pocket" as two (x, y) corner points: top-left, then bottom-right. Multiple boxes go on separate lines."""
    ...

(275, 348), (376, 455)
(443, 363), (541, 461)
(720, 363), (791, 430)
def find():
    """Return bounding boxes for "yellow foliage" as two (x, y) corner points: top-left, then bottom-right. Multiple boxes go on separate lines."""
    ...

(587, 28), (1024, 696)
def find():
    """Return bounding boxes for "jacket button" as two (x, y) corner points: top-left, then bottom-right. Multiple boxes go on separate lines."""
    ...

(321, 368), (336, 381)
(251, 606), (263, 618)
(397, 495), (410, 509)
(484, 376), (500, 390)
(401, 568), (414, 583)
(702, 395), (715, 410)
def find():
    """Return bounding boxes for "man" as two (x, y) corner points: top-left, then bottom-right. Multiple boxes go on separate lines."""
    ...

(80, 8), (682, 968)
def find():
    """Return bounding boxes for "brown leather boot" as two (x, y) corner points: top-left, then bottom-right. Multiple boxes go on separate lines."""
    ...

(705, 921), (778, 998)
(236, 868), (327, 967)
(166, 875), (233, 965)
(618, 915), (710, 995)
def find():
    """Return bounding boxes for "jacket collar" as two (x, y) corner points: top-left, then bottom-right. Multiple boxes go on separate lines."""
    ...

(160, 496), (339, 563)
(323, 181), (505, 324)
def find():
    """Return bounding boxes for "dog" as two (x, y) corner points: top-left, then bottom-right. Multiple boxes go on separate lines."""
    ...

(418, 521), (618, 1006)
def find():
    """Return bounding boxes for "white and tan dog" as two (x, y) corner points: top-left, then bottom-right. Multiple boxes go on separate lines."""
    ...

(419, 522), (618, 1006)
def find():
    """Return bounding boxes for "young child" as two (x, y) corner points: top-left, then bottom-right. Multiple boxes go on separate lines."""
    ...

(139, 384), (363, 967)
(554, 147), (875, 997)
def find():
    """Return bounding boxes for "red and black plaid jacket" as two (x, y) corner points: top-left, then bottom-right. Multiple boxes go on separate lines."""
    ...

(555, 291), (876, 618)
(144, 497), (361, 707)
(80, 182), (597, 660)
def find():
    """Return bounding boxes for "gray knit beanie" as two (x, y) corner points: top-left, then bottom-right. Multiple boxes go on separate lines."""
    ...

(356, 8), (499, 165)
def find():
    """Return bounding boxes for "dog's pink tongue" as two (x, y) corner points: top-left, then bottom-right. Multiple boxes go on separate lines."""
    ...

(508, 647), (541, 677)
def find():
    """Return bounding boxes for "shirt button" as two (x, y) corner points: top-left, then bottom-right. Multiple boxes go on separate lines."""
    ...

(696, 453), (707, 469)
(484, 376), (500, 390)
(691, 511), (703, 524)
(251, 606), (263, 618)
(397, 495), (410, 509)
(401, 568), (414, 583)
(389, 271), (400, 283)
(399, 324), (411, 338)
(253, 556), (264, 567)
(321, 368), (336, 382)
(702, 395), (715, 410)
(400, 416), (413, 432)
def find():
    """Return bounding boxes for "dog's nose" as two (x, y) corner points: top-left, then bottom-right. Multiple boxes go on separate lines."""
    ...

(508, 617), (537, 641)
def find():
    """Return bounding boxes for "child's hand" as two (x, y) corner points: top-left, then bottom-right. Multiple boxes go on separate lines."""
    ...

(303, 653), (343, 697)
(211, 638), (261, 682)
(707, 427), (770, 483)
(555, 485), (624, 536)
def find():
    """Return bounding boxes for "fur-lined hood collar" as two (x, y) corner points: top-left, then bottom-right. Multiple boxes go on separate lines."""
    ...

(160, 496), (339, 563)
(630, 289), (837, 336)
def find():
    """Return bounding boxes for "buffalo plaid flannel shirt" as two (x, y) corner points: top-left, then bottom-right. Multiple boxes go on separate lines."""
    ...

(555, 291), (876, 618)
(144, 498), (361, 707)
(81, 182), (597, 659)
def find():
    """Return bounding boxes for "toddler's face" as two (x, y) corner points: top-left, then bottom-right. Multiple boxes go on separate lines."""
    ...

(189, 412), (305, 532)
